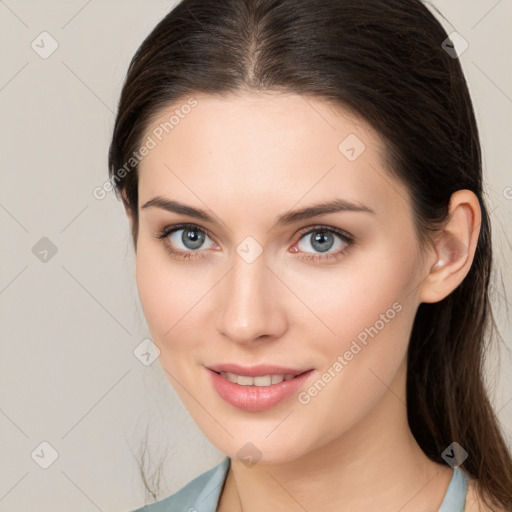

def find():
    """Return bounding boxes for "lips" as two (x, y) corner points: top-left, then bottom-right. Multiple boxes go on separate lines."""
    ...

(206, 364), (315, 412)
(218, 372), (295, 386)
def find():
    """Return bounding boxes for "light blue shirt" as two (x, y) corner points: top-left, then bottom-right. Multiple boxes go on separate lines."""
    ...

(131, 456), (468, 511)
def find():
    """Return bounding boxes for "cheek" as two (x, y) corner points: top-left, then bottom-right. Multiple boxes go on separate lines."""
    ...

(281, 245), (420, 413)
(280, 242), (420, 351)
(284, 293), (417, 460)
(135, 248), (171, 335)
(295, 298), (415, 430)
(135, 244), (197, 351)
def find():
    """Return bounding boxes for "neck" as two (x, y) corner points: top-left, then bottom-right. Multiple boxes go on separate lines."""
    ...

(218, 360), (453, 512)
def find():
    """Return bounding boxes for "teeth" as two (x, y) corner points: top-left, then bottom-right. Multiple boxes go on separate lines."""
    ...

(219, 372), (296, 386)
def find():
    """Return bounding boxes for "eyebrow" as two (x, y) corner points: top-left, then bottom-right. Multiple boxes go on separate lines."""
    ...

(140, 196), (376, 229)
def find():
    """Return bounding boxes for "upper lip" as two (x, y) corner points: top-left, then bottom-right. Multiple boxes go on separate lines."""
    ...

(206, 363), (312, 377)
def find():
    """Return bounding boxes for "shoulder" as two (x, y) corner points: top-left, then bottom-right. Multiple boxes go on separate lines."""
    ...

(464, 478), (508, 512)
(128, 457), (231, 512)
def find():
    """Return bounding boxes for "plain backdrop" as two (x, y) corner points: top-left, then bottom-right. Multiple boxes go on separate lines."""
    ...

(0, 1), (511, 511)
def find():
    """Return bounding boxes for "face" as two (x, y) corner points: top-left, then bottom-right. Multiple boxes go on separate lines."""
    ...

(134, 92), (430, 464)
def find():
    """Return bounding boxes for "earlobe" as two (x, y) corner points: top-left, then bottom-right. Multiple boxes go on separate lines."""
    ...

(419, 190), (481, 304)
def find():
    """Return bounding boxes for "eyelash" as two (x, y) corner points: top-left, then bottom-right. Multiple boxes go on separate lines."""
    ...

(155, 223), (354, 263)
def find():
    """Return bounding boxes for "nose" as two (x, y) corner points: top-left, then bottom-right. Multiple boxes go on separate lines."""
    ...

(215, 254), (288, 345)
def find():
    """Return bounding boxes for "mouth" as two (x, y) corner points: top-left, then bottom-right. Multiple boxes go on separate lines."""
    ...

(212, 370), (308, 387)
(206, 365), (315, 412)
(206, 363), (311, 378)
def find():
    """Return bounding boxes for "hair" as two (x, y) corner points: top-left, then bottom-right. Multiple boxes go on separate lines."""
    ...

(108, 0), (512, 508)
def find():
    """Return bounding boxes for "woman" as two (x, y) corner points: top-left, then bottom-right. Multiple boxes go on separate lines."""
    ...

(108, 0), (512, 510)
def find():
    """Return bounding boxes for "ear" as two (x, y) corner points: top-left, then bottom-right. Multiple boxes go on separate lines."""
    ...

(418, 189), (481, 304)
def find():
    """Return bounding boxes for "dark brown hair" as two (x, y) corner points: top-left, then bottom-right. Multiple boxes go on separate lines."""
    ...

(108, 0), (512, 508)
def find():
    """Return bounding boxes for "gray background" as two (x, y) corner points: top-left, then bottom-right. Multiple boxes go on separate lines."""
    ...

(0, 1), (511, 511)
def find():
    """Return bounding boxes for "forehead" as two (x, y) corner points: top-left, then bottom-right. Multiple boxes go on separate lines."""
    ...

(138, 92), (411, 224)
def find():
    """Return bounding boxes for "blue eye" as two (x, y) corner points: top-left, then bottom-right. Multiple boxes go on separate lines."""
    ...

(294, 226), (353, 261)
(156, 223), (354, 262)
(157, 224), (216, 259)
(171, 226), (210, 250)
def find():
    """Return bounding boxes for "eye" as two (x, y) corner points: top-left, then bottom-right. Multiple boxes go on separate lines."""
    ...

(156, 223), (354, 262)
(292, 225), (353, 262)
(156, 223), (217, 259)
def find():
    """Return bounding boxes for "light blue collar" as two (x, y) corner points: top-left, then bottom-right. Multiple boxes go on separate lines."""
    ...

(131, 458), (468, 511)
(438, 467), (468, 512)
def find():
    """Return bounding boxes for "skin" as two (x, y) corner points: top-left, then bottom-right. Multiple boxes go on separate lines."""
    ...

(126, 92), (483, 511)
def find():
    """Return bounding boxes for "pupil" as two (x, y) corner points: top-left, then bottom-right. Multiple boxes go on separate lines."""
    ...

(182, 229), (204, 249)
(312, 231), (334, 252)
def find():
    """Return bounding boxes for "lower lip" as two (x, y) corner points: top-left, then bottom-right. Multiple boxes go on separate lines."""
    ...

(207, 368), (315, 412)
